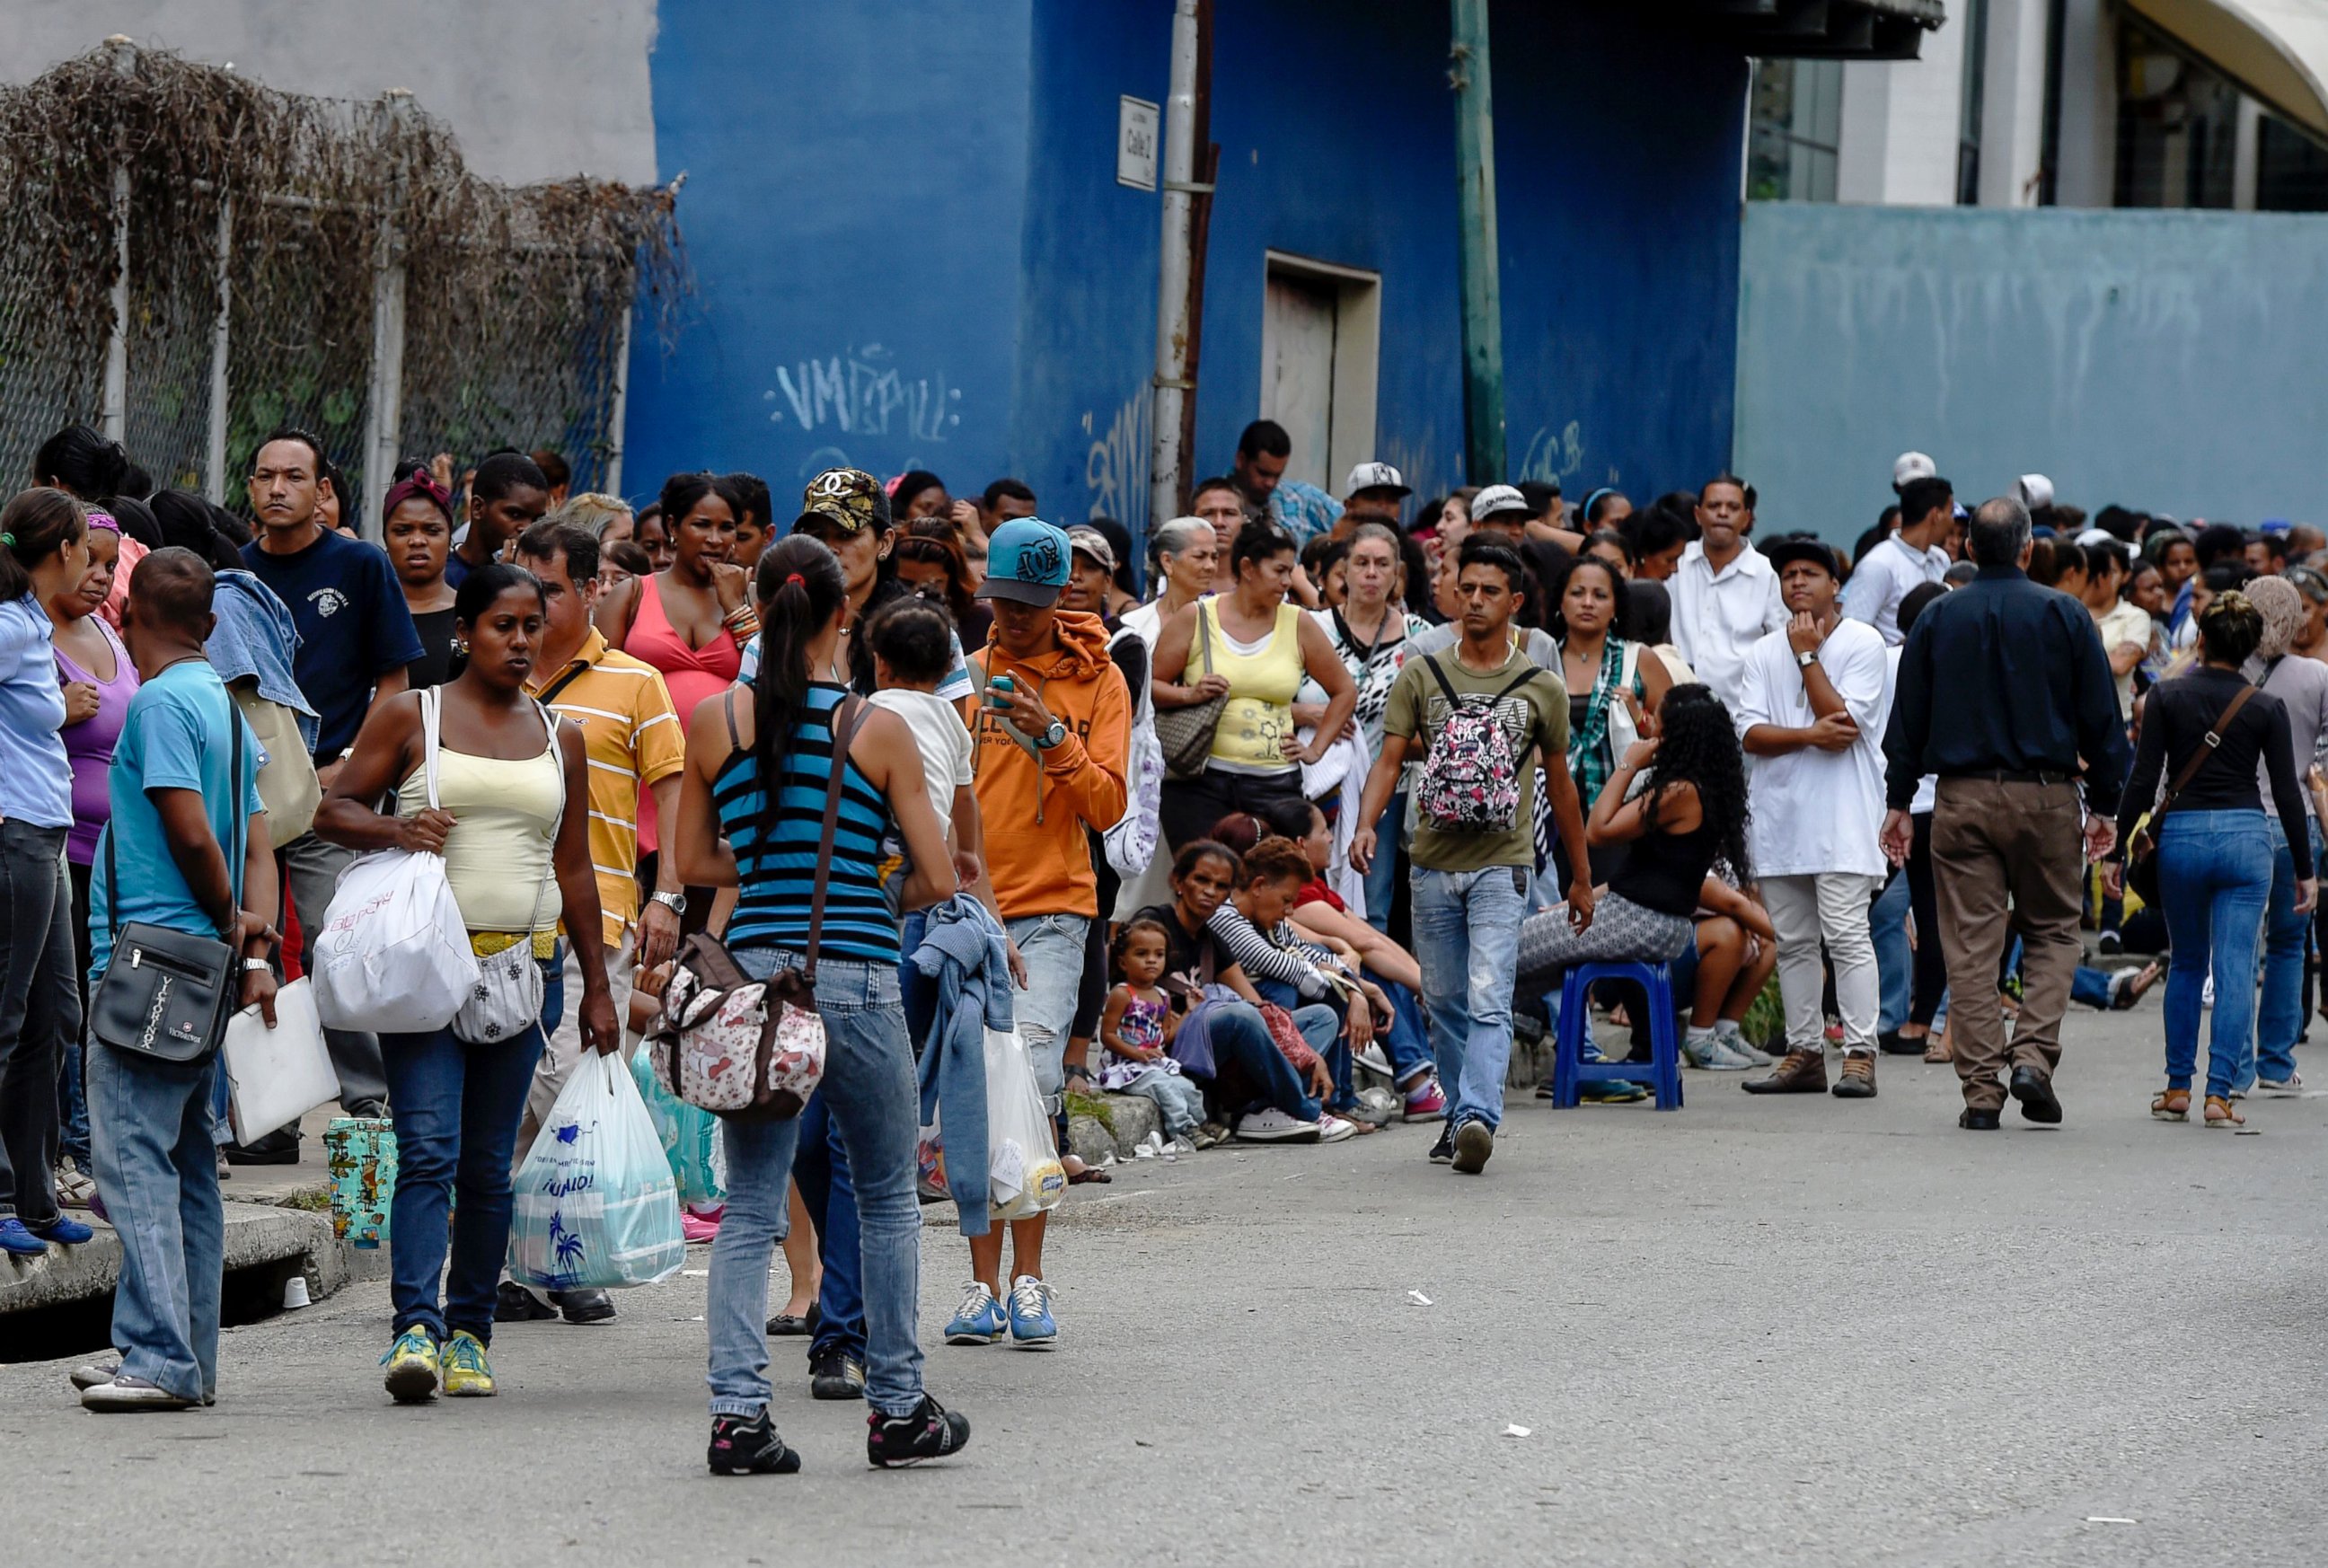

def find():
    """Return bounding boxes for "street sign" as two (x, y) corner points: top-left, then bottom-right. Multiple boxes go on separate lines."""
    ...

(1117, 95), (1160, 191)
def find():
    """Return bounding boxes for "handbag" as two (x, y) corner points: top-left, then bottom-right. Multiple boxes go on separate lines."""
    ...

(2124, 683), (2255, 906)
(88, 690), (246, 1065)
(647, 692), (865, 1121)
(445, 688), (566, 1044)
(1153, 600), (1228, 780)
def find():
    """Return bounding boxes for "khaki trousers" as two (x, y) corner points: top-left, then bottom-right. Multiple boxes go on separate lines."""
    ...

(1929, 779), (2086, 1111)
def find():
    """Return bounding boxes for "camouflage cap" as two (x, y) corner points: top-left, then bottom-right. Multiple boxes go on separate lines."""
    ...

(793, 467), (888, 535)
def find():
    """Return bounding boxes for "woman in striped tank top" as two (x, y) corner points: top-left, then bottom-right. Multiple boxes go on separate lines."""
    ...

(672, 535), (970, 1473)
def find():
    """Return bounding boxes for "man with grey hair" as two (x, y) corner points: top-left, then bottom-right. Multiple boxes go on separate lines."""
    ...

(1881, 497), (2129, 1131)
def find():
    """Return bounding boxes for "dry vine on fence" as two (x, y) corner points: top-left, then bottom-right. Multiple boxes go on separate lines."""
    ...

(0, 41), (683, 507)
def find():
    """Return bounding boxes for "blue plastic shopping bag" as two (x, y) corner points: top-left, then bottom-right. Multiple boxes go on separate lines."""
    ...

(509, 1051), (685, 1291)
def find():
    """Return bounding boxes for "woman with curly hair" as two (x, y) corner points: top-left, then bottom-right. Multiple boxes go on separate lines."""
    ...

(2108, 591), (2313, 1127)
(1512, 683), (1751, 1065)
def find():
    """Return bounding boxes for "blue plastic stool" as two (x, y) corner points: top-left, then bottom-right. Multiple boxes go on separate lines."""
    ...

(1548, 961), (1683, 1110)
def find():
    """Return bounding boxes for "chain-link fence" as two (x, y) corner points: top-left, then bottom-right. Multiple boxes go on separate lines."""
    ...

(0, 43), (681, 526)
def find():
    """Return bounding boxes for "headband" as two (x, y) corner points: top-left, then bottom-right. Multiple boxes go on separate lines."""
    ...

(381, 468), (454, 524)
(1580, 488), (1617, 524)
(84, 508), (120, 534)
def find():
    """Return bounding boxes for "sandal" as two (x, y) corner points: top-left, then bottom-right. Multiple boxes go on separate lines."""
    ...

(2150, 1087), (2191, 1122)
(2203, 1094), (2244, 1129)
(1923, 1032), (1953, 1064)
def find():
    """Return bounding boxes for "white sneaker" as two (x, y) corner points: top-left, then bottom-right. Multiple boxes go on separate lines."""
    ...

(1353, 1044), (1395, 1079)
(68, 1359), (121, 1391)
(1315, 1114), (1358, 1144)
(2257, 1075), (2305, 1097)
(80, 1375), (196, 1413)
(1716, 1024), (1771, 1066)
(1234, 1108), (1323, 1144)
(1684, 1033), (1750, 1070)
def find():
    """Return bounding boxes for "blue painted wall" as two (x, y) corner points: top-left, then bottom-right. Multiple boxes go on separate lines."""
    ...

(632, 1), (1747, 545)
(1734, 203), (2328, 542)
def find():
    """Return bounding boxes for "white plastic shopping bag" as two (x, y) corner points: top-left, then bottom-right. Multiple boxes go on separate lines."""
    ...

(984, 1026), (1066, 1220)
(508, 1051), (686, 1291)
(311, 848), (477, 1035)
(223, 977), (336, 1143)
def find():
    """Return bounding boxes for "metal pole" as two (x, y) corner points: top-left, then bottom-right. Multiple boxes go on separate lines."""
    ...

(606, 301), (633, 499)
(362, 90), (412, 540)
(206, 193), (232, 503)
(1148, 0), (1202, 542)
(102, 36), (136, 443)
(1450, 0), (1505, 484)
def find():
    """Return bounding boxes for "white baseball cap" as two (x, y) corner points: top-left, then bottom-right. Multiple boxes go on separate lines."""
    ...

(2016, 473), (2055, 511)
(1892, 451), (1936, 489)
(1343, 461), (1410, 499)
(1470, 483), (1530, 522)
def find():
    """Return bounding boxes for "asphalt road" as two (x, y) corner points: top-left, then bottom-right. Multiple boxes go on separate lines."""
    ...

(5, 1001), (2325, 1568)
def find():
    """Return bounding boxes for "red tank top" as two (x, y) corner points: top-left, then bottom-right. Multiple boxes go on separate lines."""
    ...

(624, 573), (741, 853)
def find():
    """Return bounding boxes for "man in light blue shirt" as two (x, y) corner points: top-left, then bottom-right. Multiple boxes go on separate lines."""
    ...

(1230, 418), (1343, 548)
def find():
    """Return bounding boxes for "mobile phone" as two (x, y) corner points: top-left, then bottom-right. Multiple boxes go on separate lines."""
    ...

(984, 674), (1015, 709)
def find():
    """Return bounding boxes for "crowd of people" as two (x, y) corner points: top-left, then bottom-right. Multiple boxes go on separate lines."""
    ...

(0, 411), (2314, 1472)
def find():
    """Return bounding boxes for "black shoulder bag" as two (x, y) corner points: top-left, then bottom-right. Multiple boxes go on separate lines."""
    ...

(89, 692), (248, 1064)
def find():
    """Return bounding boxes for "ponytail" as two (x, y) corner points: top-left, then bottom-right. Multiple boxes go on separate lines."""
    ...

(750, 535), (850, 838)
(0, 487), (88, 601)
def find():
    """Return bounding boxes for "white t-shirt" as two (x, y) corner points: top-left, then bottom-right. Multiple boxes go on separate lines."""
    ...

(1734, 618), (1891, 878)
(1842, 533), (1948, 647)
(869, 688), (973, 848)
(1669, 540), (1788, 710)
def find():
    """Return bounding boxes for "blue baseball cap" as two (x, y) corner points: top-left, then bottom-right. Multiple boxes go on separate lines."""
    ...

(977, 517), (1071, 606)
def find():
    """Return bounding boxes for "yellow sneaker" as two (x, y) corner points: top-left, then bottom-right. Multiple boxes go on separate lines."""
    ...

(441, 1330), (497, 1397)
(381, 1326), (440, 1403)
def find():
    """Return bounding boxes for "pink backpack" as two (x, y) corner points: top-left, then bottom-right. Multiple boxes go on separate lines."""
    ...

(1413, 656), (1539, 832)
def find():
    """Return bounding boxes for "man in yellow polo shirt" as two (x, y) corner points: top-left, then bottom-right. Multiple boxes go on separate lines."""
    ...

(499, 515), (686, 1324)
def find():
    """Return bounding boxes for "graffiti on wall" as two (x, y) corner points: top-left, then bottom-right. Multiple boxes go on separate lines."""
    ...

(765, 345), (961, 444)
(1082, 392), (1150, 536)
(1516, 421), (1587, 488)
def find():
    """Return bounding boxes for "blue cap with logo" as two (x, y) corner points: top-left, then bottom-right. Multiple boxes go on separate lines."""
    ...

(977, 517), (1071, 606)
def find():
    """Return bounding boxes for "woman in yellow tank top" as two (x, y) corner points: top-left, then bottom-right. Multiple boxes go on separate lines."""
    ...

(317, 561), (613, 1404)
(1151, 520), (1357, 853)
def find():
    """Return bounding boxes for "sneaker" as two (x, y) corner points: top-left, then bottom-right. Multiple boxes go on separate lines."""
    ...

(1007, 1274), (1057, 1348)
(1684, 1032), (1749, 1070)
(809, 1346), (868, 1399)
(1233, 1108), (1322, 1143)
(1316, 1114), (1359, 1144)
(440, 1330), (495, 1396)
(1578, 1079), (1651, 1104)
(54, 1164), (97, 1210)
(1715, 1022), (1770, 1066)
(1401, 1080), (1448, 1121)
(944, 1282), (1007, 1345)
(381, 1326), (441, 1403)
(80, 1374), (196, 1413)
(0, 1218), (48, 1257)
(1189, 1121), (1230, 1150)
(69, 1359), (122, 1391)
(1428, 1125), (1456, 1164)
(27, 1213), (93, 1245)
(1353, 1044), (1395, 1079)
(494, 1281), (560, 1323)
(867, 1395), (971, 1467)
(2096, 929), (2122, 956)
(709, 1410), (802, 1476)
(1451, 1118), (1495, 1176)
(2257, 1075), (2305, 1097)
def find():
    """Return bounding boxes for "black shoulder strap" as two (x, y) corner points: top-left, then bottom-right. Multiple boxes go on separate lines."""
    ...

(1423, 653), (1460, 705)
(534, 659), (591, 709)
(800, 695), (867, 985)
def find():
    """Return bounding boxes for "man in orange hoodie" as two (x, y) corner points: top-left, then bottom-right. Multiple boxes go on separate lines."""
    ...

(956, 518), (1129, 1351)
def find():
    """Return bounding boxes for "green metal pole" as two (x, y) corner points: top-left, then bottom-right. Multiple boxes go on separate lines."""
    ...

(1451, 0), (1505, 485)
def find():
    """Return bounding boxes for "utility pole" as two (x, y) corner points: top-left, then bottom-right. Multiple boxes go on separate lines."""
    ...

(1149, 0), (1204, 543)
(1450, 0), (1505, 484)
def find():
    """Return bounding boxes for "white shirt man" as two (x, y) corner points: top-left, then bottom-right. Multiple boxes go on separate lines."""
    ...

(1668, 477), (1786, 709)
(1734, 537), (1892, 1100)
(1844, 476), (1953, 645)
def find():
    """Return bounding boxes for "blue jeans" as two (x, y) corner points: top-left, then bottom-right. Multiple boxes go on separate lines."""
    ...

(708, 948), (922, 1419)
(1004, 913), (1089, 1115)
(2253, 817), (2321, 1088)
(1410, 863), (1530, 1132)
(88, 1044), (223, 1402)
(1872, 868), (1912, 1035)
(1361, 790), (1406, 934)
(792, 1087), (863, 1363)
(1200, 1000), (1324, 1123)
(1250, 980), (1361, 1113)
(380, 1020), (546, 1343)
(2071, 965), (2115, 1011)
(2157, 810), (2273, 1097)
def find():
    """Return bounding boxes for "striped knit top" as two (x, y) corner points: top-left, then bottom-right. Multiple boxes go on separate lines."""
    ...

(713, 683), (899, 965)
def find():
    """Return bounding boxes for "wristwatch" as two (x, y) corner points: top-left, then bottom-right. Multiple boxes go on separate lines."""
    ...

(242, 958), (272, 973)
(1794, 649), (1819, 668)
(1036, 718), (1069, 751)
(651, 891), (688, 916)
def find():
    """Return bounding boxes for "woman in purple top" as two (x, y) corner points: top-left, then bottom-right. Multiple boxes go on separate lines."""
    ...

(45, 506), (138, 1194)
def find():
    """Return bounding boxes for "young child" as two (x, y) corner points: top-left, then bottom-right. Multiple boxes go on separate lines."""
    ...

(867, 597), (986, 908)
(1098, 919), (1205, 1145)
